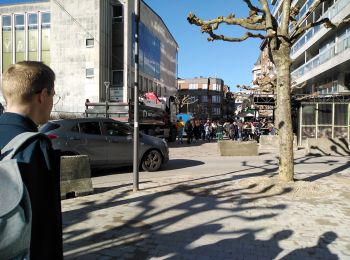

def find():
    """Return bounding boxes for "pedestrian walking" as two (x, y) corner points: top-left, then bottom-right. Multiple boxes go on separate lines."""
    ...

(176, 117), (184, 143)
(185, 119), (193, 144)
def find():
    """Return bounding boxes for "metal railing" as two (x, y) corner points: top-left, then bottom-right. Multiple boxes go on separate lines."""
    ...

(291, 33), (350, 81)
(291, 0), (350, 55)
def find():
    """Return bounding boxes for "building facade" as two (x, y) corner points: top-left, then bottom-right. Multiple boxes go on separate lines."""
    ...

(0, 0), (178, 114)
(271, 0), (350, 144)
(177, 77), (228, 120)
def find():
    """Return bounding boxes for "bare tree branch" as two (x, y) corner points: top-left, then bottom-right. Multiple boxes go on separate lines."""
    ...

(291, 81), (307, 91)
(290, 0), (326, 38)
(243, 0), (263, 14)
(187, 12), (266, 31)
(291, 18), (335, 43)
(207, 31), (271, 42)
(258, 0), (278, 49)
(281, 0), (292, 35)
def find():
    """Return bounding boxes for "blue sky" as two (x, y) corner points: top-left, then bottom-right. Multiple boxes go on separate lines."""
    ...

(0, 0), (47, 4)
(144, 0), (263, 91)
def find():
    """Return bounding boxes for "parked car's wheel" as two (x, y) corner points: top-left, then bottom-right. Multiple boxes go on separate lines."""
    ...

(141, 150), (162, 172)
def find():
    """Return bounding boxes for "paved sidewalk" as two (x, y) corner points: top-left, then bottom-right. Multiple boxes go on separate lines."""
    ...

(62, 142), (350, 259)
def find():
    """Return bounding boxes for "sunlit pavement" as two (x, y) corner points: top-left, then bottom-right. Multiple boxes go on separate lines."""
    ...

(62, 141), (350, 259)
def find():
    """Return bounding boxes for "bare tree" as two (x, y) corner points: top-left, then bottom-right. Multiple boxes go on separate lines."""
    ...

(188, 0), (349, 181)
(174, 94), (198, 114)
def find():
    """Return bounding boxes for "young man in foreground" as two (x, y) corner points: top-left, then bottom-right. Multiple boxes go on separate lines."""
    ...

(0, 61), (63, 259)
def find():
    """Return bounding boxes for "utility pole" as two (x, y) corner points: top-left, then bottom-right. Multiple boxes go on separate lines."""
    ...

(133, 0), (140, 192)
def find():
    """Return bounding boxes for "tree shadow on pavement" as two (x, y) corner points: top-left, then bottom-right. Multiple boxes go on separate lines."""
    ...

(62, 156), (342, 259)
(293, 155), (350, 182)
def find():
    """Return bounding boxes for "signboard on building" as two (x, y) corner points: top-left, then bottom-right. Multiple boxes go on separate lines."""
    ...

(110, 87), (123, 102)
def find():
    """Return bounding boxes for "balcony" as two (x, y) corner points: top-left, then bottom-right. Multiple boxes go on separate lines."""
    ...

(290, 0), (350, 57)
(291, 33), (350, 83)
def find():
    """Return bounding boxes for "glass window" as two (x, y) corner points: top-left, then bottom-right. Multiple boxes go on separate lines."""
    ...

(86, 38), (94, 47)
(15, 15), (24, 29)
(334, 127), (348, 138)
(28, 14), (38, 61)
(28, 13), (38, 30)
(317, 126), (332, 138)
(301, 126), (316, 140)
(2, 15), (11, 27)
(41, 28), (50, 64)
(103, 122), (131, 136)
(2, 16), (12, 72)
(41, 12), (50, 25)
(86, 68), (94, 78)
(71, 124), (79, 132)
(202, 83), (208, 89)
(112, 70), (123, 86)
(318, 104), (332, 125)
(112, 5), (123, 23)
(302, 104), (316, 125)
(334, 104), (348, 126)
(79, 122), (101, 135)
(189, 83), (198, 90)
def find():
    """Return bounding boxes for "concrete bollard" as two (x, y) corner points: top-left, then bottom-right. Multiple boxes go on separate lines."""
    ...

(218, 140), (258, 156)
(60, 155), (93, 199)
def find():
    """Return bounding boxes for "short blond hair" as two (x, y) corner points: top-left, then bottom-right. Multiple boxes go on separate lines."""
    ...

(2, 61), (55, 104)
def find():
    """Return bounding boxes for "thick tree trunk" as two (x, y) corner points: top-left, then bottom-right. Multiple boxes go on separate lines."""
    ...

(274, 51), (294, 182)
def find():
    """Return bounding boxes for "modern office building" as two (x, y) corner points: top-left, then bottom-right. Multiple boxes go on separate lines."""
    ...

(271, 0), (350, 144)
(0, 0), (178, 114)
(177, 77), (233, 120)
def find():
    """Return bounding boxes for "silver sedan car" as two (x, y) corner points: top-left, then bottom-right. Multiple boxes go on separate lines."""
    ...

(39, 118), (169, 171)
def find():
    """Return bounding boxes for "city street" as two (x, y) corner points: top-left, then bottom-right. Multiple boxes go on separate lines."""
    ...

(62, 141), (350, 259)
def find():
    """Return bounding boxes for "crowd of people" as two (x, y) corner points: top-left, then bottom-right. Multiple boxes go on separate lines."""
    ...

(175, 117), (277, 144)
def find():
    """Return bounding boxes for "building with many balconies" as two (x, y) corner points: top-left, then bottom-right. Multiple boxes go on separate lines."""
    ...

(271, 0), (350, 145)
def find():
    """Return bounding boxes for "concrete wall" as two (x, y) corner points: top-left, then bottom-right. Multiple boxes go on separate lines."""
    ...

(60, 155), (93, 199)
(259, 135), (298, 151)
(305, 137), (350, 156)
(50, 0), (101, 114)
(218, 141), (258, 156)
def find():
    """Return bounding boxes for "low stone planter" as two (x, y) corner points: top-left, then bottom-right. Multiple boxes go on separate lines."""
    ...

(218, 140), (258, 156)
(305, 138), (350, 156)
(259, 135), (298, 151)
(60, 155), (94, 199)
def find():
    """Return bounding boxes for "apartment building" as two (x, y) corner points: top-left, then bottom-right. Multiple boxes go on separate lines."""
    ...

(272, 0), (350, 144)
(0, 0), (178, 114)
(177, 77), (230, 120)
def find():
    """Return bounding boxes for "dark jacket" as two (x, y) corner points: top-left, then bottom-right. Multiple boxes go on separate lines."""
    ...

(0, 113), (63, 260)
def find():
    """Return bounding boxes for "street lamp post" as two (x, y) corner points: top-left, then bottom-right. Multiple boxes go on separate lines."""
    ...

(133, 0), (140, 192)
(104, 81), (110, 118)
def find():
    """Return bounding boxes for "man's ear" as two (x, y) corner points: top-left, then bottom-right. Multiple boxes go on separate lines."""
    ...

(37, 89), (48, 104)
